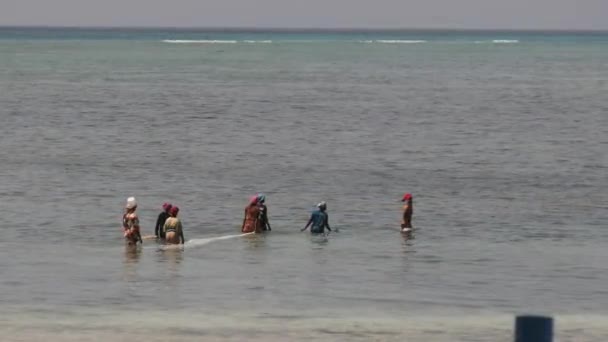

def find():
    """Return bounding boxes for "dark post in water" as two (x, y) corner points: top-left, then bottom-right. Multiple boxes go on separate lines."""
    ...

(515, 315), (553, 342)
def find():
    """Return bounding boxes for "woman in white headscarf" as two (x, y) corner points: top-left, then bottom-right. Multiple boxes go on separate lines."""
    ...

(122, 197), (142, 245)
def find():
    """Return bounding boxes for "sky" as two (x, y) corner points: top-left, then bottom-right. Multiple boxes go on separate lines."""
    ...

(2, 0), (608, 30)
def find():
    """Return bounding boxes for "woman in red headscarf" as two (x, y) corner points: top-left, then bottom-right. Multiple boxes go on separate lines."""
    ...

(163, 206), (185, 245)
(241, 195), (260, 233)
(401, 193), (414, 232)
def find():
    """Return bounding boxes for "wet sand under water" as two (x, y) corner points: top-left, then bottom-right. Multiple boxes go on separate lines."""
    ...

(2, 312), (607, 341)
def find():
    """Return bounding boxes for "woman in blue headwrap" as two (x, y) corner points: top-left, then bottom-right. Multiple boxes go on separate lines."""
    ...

(301, 201), (331, 234)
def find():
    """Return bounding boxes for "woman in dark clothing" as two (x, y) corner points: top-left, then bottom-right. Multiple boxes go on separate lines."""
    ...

(256, 194), (272, 231)
(155, 202), (172, 239)
(401, 193), (413, 232)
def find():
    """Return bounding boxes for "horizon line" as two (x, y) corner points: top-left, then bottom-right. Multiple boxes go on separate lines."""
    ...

(1, 25), (608, 33)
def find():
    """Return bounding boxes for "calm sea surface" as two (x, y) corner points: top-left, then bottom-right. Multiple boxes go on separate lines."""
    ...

(0, 28), (607, 341)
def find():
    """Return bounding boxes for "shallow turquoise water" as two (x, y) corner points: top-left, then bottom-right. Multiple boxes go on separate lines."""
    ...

(0, 28), (607, 341)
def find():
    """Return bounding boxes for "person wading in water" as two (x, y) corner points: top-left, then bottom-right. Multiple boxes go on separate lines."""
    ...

(400, 193), (414, 232)
(256, 194), (272, 232)
(123, 197), (142, 245)
(155, 202), (172, 239)
(163, 206), (185, 245)
(241, 195), (260, 233)
(301, 201), (332, 235)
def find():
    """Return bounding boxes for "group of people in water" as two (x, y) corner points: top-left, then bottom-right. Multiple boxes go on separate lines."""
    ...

(122, 197), (186, 245)
(121, 192), (414, 246)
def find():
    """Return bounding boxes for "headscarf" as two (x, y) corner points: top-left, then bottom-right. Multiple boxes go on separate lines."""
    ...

(257, 193), (266, 203)
(249, 195), (259, 206)
(126, 197), (137, 209)
(401, 193), (413, 202)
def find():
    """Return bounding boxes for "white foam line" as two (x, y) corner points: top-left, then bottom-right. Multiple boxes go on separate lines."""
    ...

(243, 40), (273, 44)
(162, 40), (272, 44)
(492, 40), (519, 44)
(375, 40), (427, 44)
(160, 232), (255, 250)
(162, 40), (238, 44)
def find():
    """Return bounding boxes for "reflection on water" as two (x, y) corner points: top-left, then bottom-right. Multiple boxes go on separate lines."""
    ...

(122, 244), (142, 283)
(160, 247), (184, 268)
(156, 246), (184, 290)
(401, 230), (415, 255)
(242, 233), (266, 250)
(123, 244), (142, 264)
(310, 234), (329, 247)
(401, 230), (414, 241)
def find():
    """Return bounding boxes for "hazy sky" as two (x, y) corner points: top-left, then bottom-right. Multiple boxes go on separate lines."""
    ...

(2, 0), (608, 30)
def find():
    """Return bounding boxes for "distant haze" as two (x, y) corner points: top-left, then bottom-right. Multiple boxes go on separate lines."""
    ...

(2, 0), (608, 30)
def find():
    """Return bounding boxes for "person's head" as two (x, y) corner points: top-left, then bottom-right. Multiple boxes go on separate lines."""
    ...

(249, 195), (259, 206)
(125, 197), (137, 212)
(401, 193), (413, 202)
(162, 202), (172, 213)
(257, 193), (266, 204)
(169, 206), (179, 217)
(317, 201), (327, 212)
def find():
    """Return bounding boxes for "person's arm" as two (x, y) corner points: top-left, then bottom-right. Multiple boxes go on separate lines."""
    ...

(155, 213), (163, 237)
(122, 214), (128, 232)
(301, 216), (313, 232)
(264, 207), (271, 231)
(241, 209), (247, 231)
(253, 213), (261, 233)
(324, 213), (331, 232)
(178, 221), (185, 244)
(402, 204), (409, 222)
(133, 215), (143, 243)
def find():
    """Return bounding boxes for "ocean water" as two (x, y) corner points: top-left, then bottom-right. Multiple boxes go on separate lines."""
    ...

(0, 27), (607, 341)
